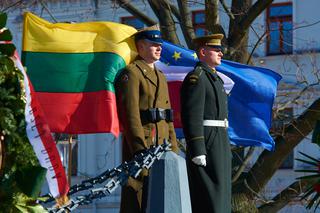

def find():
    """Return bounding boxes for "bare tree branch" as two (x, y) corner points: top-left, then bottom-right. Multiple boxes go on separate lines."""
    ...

(232, 147), (255, 183)
(239, 0), (273, 32)
(1, 0), (25, 12)
(277, 82), (320, 112)
(177, 0), (195, 49)
(206, 0), (219, 26)
(148, 0), (180, 44)
(167, 2), (181, 23)
(38, 0), (58, 23)
(246, 27), (268, 64)
(162, 1), (181, 24)
(186, 0), (205, 6)
(228, 0), (273, 51)
(205, 0), (226, 38)
(293, 20), (320, 30)
(258, 179), (316, 213)
(115, 0), (156, 26)
(219, 0), (234, 20)
(226, 0), (252, 63)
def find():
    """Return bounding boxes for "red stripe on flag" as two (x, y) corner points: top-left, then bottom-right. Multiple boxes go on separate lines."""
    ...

(168, 81), (182, 128)
(13, 51), (69, 197)
(35, 91), (120, 136)
(30, 85), (69, 196)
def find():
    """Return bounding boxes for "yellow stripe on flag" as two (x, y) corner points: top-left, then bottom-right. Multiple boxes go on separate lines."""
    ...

(23, 12), (138, 64)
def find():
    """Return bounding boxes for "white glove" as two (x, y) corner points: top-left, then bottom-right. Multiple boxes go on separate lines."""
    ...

(192, 155), (206, 167)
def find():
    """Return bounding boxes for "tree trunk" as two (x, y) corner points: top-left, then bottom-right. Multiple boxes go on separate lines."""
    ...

(227, 0), (274, 63)
(228, 0), (273, 51)
(228, 31), (250, 64)
(205, 0), (225, 38)
(148, 0), (180, 44)
(226, 0), (251, 63)
(115, 0), (156, 26)
(177, 0), (195, 49)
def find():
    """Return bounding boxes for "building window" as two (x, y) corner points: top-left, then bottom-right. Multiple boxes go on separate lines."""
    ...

(121, 16), (144, 30)
(266, 3), (293, 55)
(192, 10), (207, 36)
(271, 107), (294, 169)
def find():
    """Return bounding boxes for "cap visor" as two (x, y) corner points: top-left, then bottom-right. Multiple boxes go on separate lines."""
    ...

(206, 45), (222, 50)
(145, 38), (163, 44)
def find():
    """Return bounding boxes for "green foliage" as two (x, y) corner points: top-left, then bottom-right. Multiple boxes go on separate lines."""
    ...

(0, 13), (7, 28)
(0, 43), (16, 56)
(0, 12), (45, 212)
(2, 192), (47, 213)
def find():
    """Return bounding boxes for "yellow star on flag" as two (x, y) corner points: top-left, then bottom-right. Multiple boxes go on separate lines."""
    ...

(192, 52), (198, 60)
(172, 51), (182, 61)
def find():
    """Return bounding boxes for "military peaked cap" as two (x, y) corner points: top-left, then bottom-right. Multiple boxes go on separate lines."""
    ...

(193, 33), (224, 49)
(134, 25), (163, 44)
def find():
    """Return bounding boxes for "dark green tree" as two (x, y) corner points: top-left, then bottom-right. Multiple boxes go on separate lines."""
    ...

(0, 12), (46, 212)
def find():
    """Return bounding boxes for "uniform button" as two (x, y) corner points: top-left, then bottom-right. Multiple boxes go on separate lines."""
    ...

(143, 69), (146, 72)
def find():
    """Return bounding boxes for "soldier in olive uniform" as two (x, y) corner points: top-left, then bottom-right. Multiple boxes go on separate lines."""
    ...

(181, 34), (231, 213)
(115, 25), (179, 213)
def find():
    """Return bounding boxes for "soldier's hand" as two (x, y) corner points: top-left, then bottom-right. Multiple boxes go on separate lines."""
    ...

(192, 155), (206, 166)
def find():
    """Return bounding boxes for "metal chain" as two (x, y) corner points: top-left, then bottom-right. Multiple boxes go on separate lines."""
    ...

(45, 142), (171, 213)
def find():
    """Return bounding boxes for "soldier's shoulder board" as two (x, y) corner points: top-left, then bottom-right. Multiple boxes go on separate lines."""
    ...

(126, 63), (137, 71)
(187, 67), (203, 84)
(188, 74), (198, 84)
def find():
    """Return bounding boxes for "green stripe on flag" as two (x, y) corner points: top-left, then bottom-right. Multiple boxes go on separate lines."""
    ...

(22, 52), (126, 93)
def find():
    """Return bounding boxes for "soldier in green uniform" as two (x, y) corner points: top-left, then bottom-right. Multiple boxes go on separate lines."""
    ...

(181, 34), (231, 213)
(115, 25), (179, 213)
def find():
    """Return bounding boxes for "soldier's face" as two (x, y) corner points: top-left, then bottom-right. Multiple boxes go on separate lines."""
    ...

(200, 46), (223, 67)
(137, 40), (162, 63)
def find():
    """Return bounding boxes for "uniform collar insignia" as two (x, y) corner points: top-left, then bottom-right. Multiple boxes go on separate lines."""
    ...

(135, 59), (158, 86)
(197, 61), (218, 79)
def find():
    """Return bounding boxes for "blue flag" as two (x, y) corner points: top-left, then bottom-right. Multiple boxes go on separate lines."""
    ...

(158, 41), (282, 151)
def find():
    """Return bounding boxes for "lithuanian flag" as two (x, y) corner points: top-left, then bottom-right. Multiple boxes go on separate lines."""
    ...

(22, 12), (138, 135)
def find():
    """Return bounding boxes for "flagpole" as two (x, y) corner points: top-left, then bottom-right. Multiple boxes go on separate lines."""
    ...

(67, 135), (73, 185)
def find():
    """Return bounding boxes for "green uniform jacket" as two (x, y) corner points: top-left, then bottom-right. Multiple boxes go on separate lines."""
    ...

(116, 58), (178, 213)
(181, 61), (232, 213)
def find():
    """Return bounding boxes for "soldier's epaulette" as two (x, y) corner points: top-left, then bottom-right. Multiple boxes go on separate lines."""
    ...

(187, 66), (203, 84)
(126, 62), (136, 71)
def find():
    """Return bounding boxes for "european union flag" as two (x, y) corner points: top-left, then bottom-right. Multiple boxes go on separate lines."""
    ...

(158, 41), (282, 151)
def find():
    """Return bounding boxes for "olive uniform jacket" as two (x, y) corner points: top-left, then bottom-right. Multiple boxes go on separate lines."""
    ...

(181, 61), (232, 213)
(116, 58), (178, 213)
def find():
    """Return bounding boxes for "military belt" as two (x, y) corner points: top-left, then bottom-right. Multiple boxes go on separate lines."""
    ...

(203, 119), (229, 128)
(140, 108), (174, 123)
